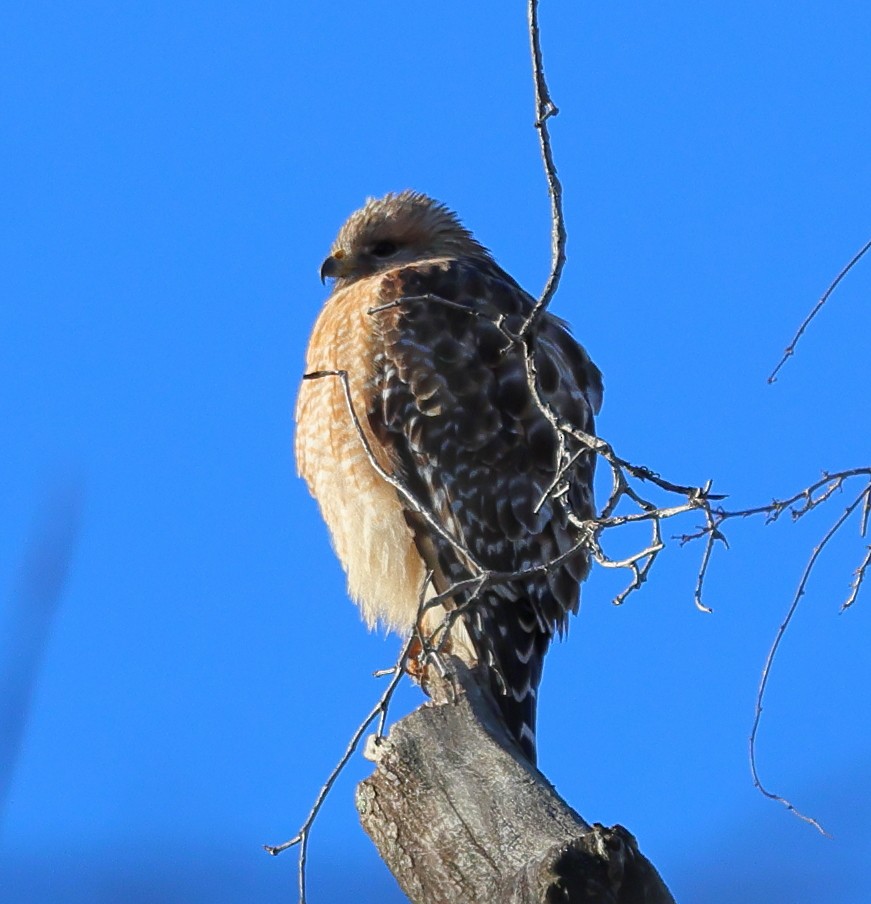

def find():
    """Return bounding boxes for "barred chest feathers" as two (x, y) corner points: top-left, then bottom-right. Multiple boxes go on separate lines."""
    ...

(294, 277), (429, 632)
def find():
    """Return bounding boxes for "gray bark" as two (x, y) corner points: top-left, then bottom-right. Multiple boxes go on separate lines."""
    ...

(356, 660), (676, 904)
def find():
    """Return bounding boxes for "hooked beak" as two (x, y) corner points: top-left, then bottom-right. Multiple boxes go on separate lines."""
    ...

(319, 250), (346, 284)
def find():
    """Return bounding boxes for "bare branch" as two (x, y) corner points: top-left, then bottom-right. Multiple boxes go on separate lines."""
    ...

(679, 469), (871, 535)
(842, 541), (871, 612)
(1, 482), (83, 817)
(748, 485), (870, 836)
(768, 237), (871, 383)
(690, 506), (724, 615)
(519, 0), (567, 336)
(861, 489), (871, 538)
(264, 634), (415, 903)
(305, 348), (871, 847)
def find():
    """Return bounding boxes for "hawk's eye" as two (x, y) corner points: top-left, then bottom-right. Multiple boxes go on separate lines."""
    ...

(371, 240), (399, 258)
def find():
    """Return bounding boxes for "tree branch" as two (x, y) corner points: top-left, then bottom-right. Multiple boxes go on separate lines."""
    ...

(357, 658), (676, 904)
(519, 0), (567, 336)
(768, 237), (871, 383)
(748, 484), (871, 836)
(0, 482), (83, 817)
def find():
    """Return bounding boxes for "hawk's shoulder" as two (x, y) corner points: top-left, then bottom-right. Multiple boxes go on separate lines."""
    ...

(370, 255), (602, 440)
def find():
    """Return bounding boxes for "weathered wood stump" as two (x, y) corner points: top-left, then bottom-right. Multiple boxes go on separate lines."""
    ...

(356, 659), (676, 904)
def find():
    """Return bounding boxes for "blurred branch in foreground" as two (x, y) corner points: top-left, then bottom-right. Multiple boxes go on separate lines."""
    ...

(0, 481), (84, 819)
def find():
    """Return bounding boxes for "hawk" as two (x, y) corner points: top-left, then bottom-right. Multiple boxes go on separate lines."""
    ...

(295, 191), (602, 763)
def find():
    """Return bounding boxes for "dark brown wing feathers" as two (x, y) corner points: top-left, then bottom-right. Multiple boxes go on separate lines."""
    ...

(368, 258), (602, 763)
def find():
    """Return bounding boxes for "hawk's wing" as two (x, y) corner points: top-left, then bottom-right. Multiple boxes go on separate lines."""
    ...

(368, 258), (602, 762)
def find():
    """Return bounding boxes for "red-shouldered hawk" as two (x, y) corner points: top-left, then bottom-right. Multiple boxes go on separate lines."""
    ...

(295, 191), (602, 763)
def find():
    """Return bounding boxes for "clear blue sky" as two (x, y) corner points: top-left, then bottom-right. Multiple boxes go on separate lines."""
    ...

(2, 2), (870, 901)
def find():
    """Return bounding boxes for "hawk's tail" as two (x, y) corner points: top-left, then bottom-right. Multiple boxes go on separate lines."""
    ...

(465, 594), (553, 765)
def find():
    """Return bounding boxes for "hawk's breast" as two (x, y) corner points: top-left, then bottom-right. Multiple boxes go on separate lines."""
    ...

(295, 278), (427, 630)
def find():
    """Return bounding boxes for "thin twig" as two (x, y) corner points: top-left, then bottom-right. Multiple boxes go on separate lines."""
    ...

(842, 543), (871, 612)
(691, 506), (723, 614)
(381, 572), (434, 737)
(748, 486), (870, 836)
(519, 0), (567, 337)
(768, 237), (871, 383)
(679, 469), (871, 542)
(264, 635), (415, 902)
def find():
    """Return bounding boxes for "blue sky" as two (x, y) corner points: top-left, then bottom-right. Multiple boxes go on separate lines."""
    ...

(2, 2), (870, 901)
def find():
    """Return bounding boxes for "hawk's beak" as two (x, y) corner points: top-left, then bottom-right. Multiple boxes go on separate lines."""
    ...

(319, 251), (346, 284)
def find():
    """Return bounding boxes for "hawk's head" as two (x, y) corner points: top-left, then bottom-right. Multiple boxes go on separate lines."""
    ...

(320, 191), (492, 285)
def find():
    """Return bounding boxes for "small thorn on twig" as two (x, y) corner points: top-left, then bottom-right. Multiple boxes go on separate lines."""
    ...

(712, 529), (729, 549)
(263, 835), (301, 857)
(373, 667), (398, 678)
(535, 101), (559, 125)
